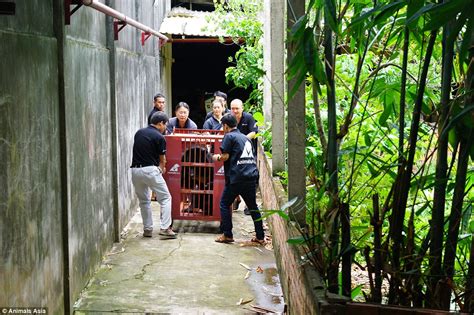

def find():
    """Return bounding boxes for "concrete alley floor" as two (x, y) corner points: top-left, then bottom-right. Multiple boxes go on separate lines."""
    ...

(73, 201), (284, 314)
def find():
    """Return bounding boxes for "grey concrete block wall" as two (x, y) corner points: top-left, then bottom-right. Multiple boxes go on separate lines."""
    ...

(0, 6), (64, 312)
(1, 0), (168, 312)
(64, 40), (114, 300)
(115, 52), (144, 228)
(0, 1), (53, 34)
(114, 0), (163, 231)
(64, 2), (113, 303)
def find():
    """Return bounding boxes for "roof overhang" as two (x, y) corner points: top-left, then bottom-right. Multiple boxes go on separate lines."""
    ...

(159, 7), (229, 39)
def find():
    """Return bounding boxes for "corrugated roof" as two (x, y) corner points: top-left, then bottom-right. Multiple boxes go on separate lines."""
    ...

(159, 7), (229, 37)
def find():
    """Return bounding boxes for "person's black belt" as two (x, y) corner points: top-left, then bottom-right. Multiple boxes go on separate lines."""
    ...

(130, 164), (156, 168)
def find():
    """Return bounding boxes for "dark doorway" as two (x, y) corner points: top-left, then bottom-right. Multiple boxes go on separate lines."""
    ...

(171, 40), (250, 128)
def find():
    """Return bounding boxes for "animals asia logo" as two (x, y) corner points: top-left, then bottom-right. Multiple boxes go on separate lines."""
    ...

(237, 140), (255, 165)
(216, 166), (225, 175)
(168, 163), (180, 173)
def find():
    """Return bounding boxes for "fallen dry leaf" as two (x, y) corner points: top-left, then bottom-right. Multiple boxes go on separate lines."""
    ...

(262, 286), (283, 298)
(239, 241), (261, 247)
(256, 266), (264, 273)
(240, 298), (254, 305)
(240, 227), (252, 234)
(239, 262), (252, 271)
(249, 304), (277, 313)
(244, 271), (250, 279)
(107, 247), (125, 256)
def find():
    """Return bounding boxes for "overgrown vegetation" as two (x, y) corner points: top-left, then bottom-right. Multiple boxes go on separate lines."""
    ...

(210, 0), (264, 111)
(214, 0), (474, 311)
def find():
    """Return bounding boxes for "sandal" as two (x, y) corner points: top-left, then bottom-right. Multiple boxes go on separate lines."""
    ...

(250, 237), (266, 245)
(215, 234), (235, 243)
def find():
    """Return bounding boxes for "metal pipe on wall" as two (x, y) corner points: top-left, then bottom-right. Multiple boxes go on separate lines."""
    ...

(170, 38), (245, 44)
(82, 0), (169, 44)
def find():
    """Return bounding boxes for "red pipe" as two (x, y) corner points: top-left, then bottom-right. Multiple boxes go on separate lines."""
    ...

(82, 0), (169, 45)
(170, 38), (245, 44)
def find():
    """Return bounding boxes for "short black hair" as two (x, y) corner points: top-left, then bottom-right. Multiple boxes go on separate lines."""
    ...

(175, 102), (190, 111)
(150, 111), (168, 125)
(221, 113), (237, 128)
(154, 93), (165, 101)
(213, 91), (227, 101)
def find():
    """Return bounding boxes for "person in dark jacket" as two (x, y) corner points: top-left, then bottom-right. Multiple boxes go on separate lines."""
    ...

(230, 98), (259, 215)
(212, 114), (265, 245)
(147, 93), (166, 125)
(166, 102), (198, 134)
(202, 99), (225, 130)
(204, 90), (230, 121)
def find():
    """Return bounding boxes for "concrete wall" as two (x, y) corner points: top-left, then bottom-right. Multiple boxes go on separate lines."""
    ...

(0, 0), (168, 313)
(113, 1), (166, 232)
(0, 0), (64, 312)
(64, 5), (114, 301)
(258, 143), (327, 314)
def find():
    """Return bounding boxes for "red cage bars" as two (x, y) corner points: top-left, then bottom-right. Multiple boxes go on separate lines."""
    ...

(164, 129), (225, 221)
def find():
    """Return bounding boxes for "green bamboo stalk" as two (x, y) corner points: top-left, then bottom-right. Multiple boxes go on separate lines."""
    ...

(428, 18), (455, 308)
(388, 29), (438, 304)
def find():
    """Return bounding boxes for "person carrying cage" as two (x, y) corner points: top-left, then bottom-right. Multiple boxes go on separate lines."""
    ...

(212, 114), (265, 245)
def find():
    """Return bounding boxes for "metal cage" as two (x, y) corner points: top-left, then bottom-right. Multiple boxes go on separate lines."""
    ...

(164, 129), (225, 221)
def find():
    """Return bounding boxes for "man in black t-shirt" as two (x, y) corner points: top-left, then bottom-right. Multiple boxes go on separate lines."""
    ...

(147, 93), (166, 125)
(211, 114), (265, 245)
(131, 112), (176, 239)
(230, 98), (259, 215)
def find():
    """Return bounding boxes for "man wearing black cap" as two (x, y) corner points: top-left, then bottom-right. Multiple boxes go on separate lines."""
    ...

(211, 114), (265, 245)
(131, 111), (176, 239)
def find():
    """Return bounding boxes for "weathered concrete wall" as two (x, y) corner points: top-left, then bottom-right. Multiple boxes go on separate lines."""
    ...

(1, 0), (168, 313)
(0, 1), (64, 312)
(113, 0), (163, 232)
(65, 0), (165, 307)
(64, 21), (114, 302)
(258, 143), (325, 314)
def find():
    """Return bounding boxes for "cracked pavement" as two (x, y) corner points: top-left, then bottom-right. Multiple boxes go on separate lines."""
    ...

(73, 201), (284, 314)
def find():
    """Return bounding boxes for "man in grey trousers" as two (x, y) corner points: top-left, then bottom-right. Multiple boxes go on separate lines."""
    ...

(130, 111), (176, 239)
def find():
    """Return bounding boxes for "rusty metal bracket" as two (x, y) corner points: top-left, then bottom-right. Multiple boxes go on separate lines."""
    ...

(141, 31), (151, 46)
(114, 20), (127, 40)
(0, 1), (15, 15)
(65, 0), (82, 25)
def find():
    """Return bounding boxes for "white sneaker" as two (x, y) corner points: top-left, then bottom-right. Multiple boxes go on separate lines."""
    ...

(159, 228), (177, 239)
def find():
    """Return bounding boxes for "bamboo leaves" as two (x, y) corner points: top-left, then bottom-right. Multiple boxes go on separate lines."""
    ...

(284, 0), (473, 309)
(324, 0), (338, 33)
(350, 0), (406, 29)
(288, 15), (327, 99)
(420, 0), (472, 31)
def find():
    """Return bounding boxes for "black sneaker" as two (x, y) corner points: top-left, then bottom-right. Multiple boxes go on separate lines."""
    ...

(143, 229), (153, 237)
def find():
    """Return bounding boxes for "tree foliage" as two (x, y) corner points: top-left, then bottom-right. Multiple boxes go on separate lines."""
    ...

(210, 0), (264, 110)
(214, 0), (473, 311)
(288, 0), (473, 311)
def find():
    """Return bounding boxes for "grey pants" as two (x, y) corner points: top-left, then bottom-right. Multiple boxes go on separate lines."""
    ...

(131, 166), (172, 231)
